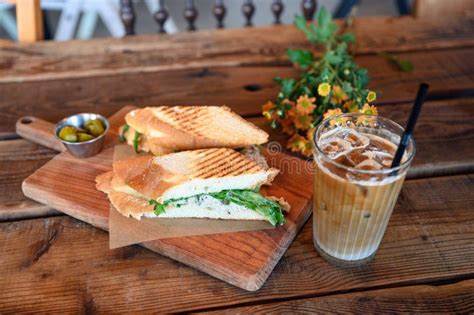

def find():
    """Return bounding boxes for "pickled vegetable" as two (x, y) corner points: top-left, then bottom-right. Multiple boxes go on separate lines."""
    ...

(58, 118), (105, 143)
(77, 132), (95, 142)
(85, 119), (104, 137)
(58, 126), (78, 142)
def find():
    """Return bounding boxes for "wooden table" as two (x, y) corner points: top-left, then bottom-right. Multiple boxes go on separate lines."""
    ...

(1, 15), (474, 313)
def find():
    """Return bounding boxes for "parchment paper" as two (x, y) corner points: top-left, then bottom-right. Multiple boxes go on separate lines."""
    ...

(109, 145), (274, 249)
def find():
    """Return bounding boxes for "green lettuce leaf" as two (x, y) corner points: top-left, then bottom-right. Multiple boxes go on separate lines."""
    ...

(133, 131), (142, 153)
(209, 190), (286, 226)
(148, 190), (286, 226)
(119, 123), (130, 143)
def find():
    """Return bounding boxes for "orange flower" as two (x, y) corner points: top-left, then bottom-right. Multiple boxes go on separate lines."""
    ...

(343, 100), (358, 113)
(280, 117), (296, 135)
(295, 95), (316, 115)
(306, 127), (315, 142)
(318, 83), (331, 97)
(359, 103), (378, 115)
(323, 108), (343, 120)
(331, 85), (348, 104)
(287, 134), (313, 157)
(262, 101), (277, 120)
(301, 142), (313, 157)
(293, 114), (312, 130)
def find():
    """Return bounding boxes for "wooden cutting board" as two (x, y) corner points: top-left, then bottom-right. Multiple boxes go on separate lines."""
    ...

(20, 106), (313, 291)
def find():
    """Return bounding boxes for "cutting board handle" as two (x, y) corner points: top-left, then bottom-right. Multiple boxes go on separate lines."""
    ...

(16, 116), (66, 152)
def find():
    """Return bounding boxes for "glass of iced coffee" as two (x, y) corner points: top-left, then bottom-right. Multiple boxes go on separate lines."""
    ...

(312, 113), (415, 264)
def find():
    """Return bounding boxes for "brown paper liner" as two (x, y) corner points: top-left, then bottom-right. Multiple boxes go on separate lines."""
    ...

(109, 145), (274, 249)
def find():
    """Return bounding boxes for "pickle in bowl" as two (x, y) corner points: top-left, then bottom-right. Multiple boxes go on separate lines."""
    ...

(55, 113), (109, 158)
(58, 119), (105, 143)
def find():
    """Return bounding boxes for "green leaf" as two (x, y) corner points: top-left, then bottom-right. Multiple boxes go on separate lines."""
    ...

(209, 190), (285, 226)
(397, 59), (414, 72)
(325, 51), (342, 65)
(119, 123), (130, 143)
(294, 15), (308, 33)
(339, 32), (356, 43)
(280, 78), (295, 98)
(356, 68), (369, 87)
(379, 52), (414, 72)
(335, 42), (348, 55)
(317, 7), (331, 29)
(149, 199), (166, 216)
(287, 49), (314, 69)
(342, 82), (353, 93)
(133, 131), (142, 153)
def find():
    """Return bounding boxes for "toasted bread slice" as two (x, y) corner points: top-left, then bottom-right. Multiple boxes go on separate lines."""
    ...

(124, 106), (268, 154)
(109, 148), (279, 201)
(120, 125), (175, 155)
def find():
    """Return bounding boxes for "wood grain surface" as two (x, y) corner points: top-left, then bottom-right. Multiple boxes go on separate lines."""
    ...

(15, 116), (65, 152)
(1, 174), (472, 312)
(0, 139), (58, 220)
(1, 48), (473, 133)
(1, 16), (473, 82)
(20, 106), (313, 291)
(206, 279), (474, 314)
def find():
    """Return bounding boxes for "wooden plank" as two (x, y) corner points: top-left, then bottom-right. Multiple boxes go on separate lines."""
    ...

(0, 139), (59, 220)
(249, 97), (474, 178)
(414, 0), (474, 20)
(0, 174), (473, 312)
(0, 15), (473, 82)
(15, 0), (43, 43)
(0, 47), (473, 133)
(206, 279), (474, 314)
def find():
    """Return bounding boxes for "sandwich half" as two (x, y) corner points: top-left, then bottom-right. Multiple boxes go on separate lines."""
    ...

(119, 106), (269, 155)
(96, 148), (289, 226)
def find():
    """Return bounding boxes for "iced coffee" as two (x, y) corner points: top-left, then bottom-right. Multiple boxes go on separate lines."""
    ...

(312, 113), (415, 263)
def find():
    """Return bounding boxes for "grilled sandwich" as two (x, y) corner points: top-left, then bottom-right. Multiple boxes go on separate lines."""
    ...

(96, 148), (289, 226)
(119, 106), (269, 155)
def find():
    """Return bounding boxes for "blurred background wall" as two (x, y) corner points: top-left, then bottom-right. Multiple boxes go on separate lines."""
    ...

(0, 0), (413, 40)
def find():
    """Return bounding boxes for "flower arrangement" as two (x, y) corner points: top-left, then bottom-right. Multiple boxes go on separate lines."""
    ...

(262, 7), (378, 157)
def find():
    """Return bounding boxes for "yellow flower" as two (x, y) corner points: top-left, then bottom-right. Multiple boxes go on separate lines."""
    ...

(367, 91), (377, 102)
(262, 101), (276, 120)
(323, 108), (343, 120)
(356, 115), (377, 128)
(318, 83), (331, 97)
(331, 85), (348, 104)
(287, 134), (313, 157)
(359, 103), (378, 115)
(293, 114), (312, 130)
(343, 100), (358, 113)
(296, 95), (316, 115)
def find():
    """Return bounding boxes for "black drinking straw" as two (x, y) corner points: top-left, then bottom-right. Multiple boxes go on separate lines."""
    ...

(390, 83), (430, 172)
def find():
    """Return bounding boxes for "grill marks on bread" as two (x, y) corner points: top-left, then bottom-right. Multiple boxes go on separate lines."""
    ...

(125, 106), (269, 155)
(109, 148), (274, 201)
(192, 148), (262, 179)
